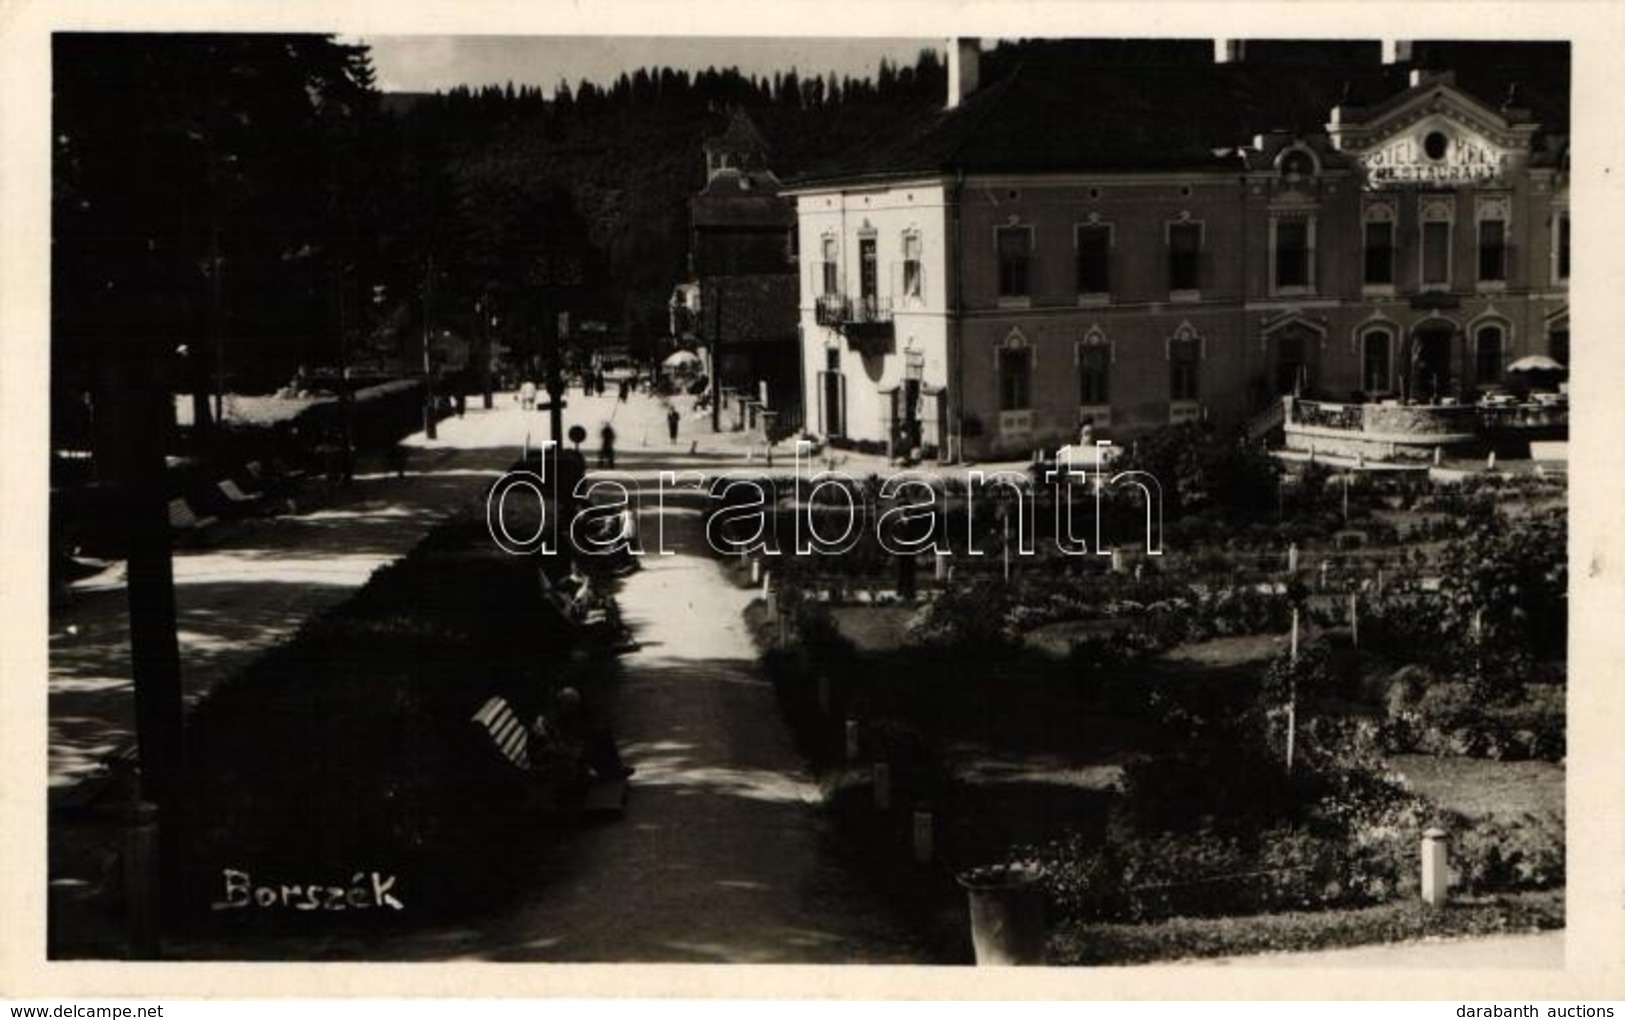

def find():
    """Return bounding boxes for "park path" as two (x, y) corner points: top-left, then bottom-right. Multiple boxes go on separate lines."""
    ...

(426, 492), (936, 963)
(52, 389), (937, 963)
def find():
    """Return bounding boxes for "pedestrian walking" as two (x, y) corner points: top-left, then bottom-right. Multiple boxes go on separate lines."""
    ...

(519, 379), (537, 411)
(598, 422), (617, 469)
(667, 406), (681, 444)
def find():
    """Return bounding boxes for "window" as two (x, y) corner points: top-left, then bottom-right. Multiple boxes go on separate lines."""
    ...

(1362, 329), (1392, 392)
(1169, 222), (1201, 292)
(1170, 335), (1200, 401)
(1274, 218), (1311, 290)
(1478, 219), (1506, 283)
(999, 346), (1032, 411)
(1422, 220), (1451, 287)
(1364, 220), (1395, 286)
(1075, 224), (1111, 295)
(902, 233), (922, 300)
(825, 345), (840, 372)
(1078, 341), (1110, 405)
(859, 237), (877, 300)
(997, 227), (1032, 298)
(1557, 212), (1570, 282)
(820, 236), (839, 295)
(1475, 325), (1504, 386)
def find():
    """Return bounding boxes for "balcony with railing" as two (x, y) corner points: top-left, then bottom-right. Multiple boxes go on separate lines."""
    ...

(815, 292), (894, 354)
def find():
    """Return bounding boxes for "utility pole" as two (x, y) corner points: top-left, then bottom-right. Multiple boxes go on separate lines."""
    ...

(548, 305), (565, 444)
(422, 253), (437, 440)
(335, 263), (354, 483)
(479, 292), (494, 410)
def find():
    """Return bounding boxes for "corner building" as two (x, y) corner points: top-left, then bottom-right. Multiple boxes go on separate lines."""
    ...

(786, 40), (1570, 461)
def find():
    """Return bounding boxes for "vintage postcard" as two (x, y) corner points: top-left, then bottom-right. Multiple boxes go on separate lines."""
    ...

(3, 0), (1623, 1002)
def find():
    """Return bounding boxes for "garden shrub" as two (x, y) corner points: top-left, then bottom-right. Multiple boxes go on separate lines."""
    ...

(1450, 813), (1565, 892)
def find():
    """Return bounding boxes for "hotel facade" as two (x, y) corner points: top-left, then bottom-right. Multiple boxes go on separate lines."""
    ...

(786, 40), (1570, 461)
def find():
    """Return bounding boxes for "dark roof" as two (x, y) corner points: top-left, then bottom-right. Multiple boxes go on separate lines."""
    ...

(698, 274), (798, 345)
(705, 109), (771, 158)
(789, 39), (1568, 187)
(691, 169), (793, 228)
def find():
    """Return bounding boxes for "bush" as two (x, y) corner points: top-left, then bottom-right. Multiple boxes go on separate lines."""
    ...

(1451, 813), (1565, 892)
(903, 578), (1016, 650)
(1382, 676), (1566, 761)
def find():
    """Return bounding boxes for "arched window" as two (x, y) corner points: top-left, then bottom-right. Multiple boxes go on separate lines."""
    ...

(1475, 324), (1505, 386)
(1169, 326), (1201, 402)
(998, 331), (1033, 411)
(1077, 327), (1111, 405)
(1361, 327), (1393, 394)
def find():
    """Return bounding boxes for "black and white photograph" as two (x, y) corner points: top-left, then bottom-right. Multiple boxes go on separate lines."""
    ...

(4, 0), (1624, 1001)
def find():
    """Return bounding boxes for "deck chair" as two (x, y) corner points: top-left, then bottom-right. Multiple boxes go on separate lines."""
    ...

(216, 479), (267, 518)
(471, 696), (626, 814)
(472, 696), (534, 771)
(167, 497), (218, 533)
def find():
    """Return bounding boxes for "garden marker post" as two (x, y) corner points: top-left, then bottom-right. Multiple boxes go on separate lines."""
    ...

(935, 550), (950, 582)
(1422, 828), (1451, 906)
(1349, 593), (1359, 647)
(1286, 608), (1300, 774)
(1288, 542), (1299, 573)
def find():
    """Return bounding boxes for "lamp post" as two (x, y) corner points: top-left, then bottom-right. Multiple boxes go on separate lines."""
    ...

(422, 254), (437, 440)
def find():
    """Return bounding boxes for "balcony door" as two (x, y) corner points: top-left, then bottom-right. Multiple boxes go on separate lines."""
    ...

(858, 237), (878, 318)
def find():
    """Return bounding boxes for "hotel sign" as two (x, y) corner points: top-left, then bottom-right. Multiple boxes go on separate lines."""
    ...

(1359, 130), (1509, 188)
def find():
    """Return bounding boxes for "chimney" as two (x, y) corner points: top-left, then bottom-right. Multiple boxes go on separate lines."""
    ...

(1382, 39), (1413, 65)
(948, 37), (980, 109)
(1214, 39), (1246, 63)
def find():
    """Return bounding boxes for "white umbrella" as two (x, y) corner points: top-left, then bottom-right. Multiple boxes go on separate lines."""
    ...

(1506, 354), (1566, 373)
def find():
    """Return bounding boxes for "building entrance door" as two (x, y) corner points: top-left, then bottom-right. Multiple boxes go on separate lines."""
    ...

(820, 371), (845, 437)
(1271, 326), (1317, 396)
(1411, 328), (1454, 401)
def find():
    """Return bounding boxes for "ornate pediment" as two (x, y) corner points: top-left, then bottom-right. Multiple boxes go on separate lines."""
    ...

(1328, 77), (1537, 191)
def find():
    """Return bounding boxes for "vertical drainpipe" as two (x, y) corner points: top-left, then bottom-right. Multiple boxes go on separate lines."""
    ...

(950, 168), (966, 462)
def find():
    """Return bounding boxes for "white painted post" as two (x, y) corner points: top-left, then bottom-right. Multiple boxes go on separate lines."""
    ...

(1487, 451), (1497, 471)
(913, 806), (934, 865)
(845, 719), (860, 762)
(1433, 446), (1443, 466)
(1421, 827), (1451, 906)
(1286, 607), (1300, 773)
(762, 570), (771, 598)
(874, 763), (892, 810)
(750, 559), (762, 585)
(1349, 592), (1359, 647)
(1319, 560), (1330, 591)
(1111, 548), (1126, 574)
(1288, 542), (1299, 573)
(935, 551), (950, 582)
